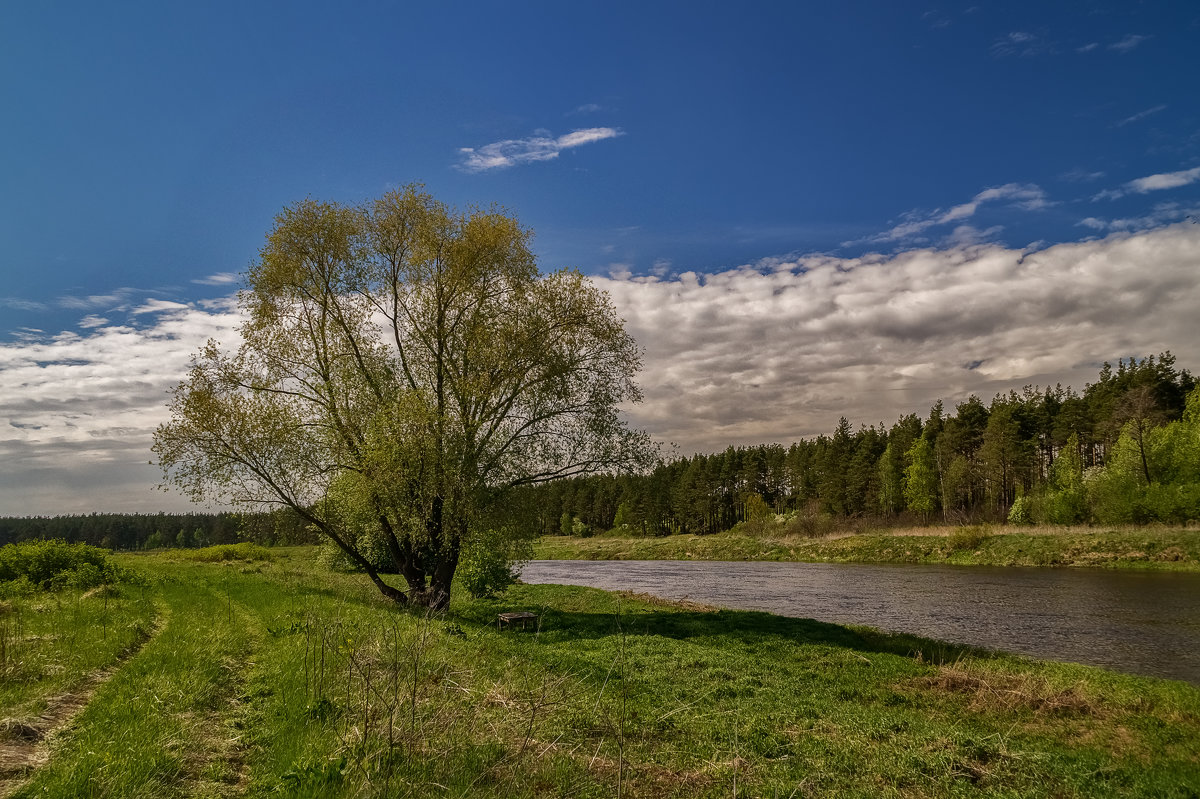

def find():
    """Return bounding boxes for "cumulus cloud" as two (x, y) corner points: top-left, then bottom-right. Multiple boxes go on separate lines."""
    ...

(866, 183), (1047, 244)
(0, 299), (241, 515)
(456, 127), (623, 172)
(3, 223), (1199, 513)
(1093, 166), (1200, 201)
(596, 222), (1200, 452)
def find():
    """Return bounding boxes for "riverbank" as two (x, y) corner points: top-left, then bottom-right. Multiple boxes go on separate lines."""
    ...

(4, 547), (1199, 797)
(533, 524), (1200, 570)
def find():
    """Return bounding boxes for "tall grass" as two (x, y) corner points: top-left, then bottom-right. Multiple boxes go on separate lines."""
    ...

(6, 548), (1200, 797)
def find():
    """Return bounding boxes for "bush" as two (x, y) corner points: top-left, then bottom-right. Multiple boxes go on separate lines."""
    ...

(784, 502), (836, 538)
(458, 527), (533, 599)
(1006, 496), (1032, 525)
(948, 525), (989, 551)
(0, 539), (127, 591)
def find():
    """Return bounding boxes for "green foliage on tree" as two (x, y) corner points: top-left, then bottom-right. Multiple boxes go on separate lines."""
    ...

(154, 186), (649, 608)
(520, 354), (1197, 533)
(1039, 433), (1088, 524)
(903, 437), (939, 521)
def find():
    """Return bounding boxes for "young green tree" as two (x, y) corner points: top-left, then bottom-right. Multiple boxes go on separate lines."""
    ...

(154, 186), (650, 609)
(903, 436), (939, 523)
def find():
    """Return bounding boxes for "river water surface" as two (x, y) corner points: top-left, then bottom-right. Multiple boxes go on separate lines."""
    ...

(520, 560), (1200, 685)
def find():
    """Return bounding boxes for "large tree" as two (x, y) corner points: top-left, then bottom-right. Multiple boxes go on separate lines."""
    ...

(154, 186), (649, 608)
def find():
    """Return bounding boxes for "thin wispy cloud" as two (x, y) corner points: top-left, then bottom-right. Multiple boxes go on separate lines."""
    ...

(1059, 168), (1105, 183)
(1093, 166), (1200, 201)
(192, 272), (240, 286)
(56, 288), (139, 311)
(456, 127), (623, 173)
(0, 298), (49, 312)
(991, 31), (1050, 57)
(1115, 104), (1167, 128)
(864, 183), (1047, 245)
(569, 103), (604, 115)
(1109, 34), (1151, 53)
(1077, 203), (1199, 233)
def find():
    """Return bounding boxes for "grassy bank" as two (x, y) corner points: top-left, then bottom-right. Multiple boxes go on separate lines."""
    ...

(533, 525), (1200, 570)
(3, 546), (1199, 797)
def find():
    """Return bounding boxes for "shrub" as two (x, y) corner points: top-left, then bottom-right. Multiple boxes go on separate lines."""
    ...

(0, 539), (126, 591)
(949, 525), (989, 551)
(1006, 496), (1032, 525)
(458, 527), (533, 599)
(784, 501), (836, 538)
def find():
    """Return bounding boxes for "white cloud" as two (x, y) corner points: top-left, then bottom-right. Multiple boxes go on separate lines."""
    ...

(1075, 43), (1099, 53)
(192, 272), (240, 286)
(570, 103), (604, 115)
(3, 223), (1200, 513)
(1127, 166), (1200, 193)
(456, 127), (623, 172)
(867, 183), (1047, 244)
(56, 288), (138, 311)
(131, 299), (191, 315)
(940, 225), (1004, 247)
(1075, 204), (1199, 233)
(1109, 34), (1150, 53)
(596, 222), (1200, 452)
(78, 315), (109, 328)
(1093, 166), (1200, 201)
(0, 298), (241, 514)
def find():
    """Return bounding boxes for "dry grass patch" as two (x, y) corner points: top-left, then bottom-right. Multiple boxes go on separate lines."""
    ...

(912, 663), (1101, 717)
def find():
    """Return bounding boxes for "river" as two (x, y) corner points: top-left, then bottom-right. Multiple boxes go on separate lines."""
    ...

(520, 560), (1200, 685)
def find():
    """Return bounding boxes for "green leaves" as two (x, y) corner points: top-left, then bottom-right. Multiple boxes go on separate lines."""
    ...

(155, 186), (647, 607)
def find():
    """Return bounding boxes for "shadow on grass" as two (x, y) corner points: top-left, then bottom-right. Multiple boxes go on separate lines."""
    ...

(458, 591), (993, 667)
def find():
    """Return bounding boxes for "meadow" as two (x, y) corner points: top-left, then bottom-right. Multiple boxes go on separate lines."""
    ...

(1, 543), (1198, 797)
(533, 524), (1200, 571)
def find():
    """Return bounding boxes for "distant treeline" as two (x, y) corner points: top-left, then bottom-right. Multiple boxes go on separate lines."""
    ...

(518, 353), (1199, 536)
(0, 509), (316, 550)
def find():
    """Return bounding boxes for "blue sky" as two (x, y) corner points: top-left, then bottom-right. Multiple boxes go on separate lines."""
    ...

(2, 2), (1199, 514)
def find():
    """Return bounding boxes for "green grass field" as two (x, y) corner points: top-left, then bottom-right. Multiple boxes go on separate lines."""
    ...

(534, 524), (1200, 571)
(2, 545), (1199, 797)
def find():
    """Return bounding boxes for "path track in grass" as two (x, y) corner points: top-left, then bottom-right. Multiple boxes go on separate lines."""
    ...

(0, 602), (167, 797)
(6, 573), (266, 799)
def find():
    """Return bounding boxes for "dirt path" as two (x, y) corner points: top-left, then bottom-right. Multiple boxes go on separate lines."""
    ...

(0, 606), (167, 798)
